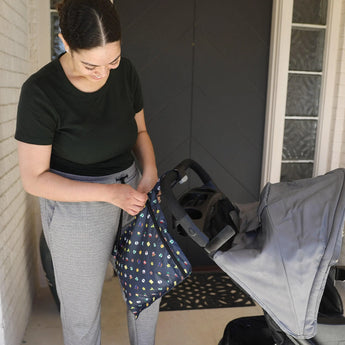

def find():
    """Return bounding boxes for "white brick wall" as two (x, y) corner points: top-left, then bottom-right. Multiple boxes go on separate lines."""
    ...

(329, 1), (345, 171)
(333, 0), (345, 267)
(338, 2), (345, 169)
(0, 1), (41, 344)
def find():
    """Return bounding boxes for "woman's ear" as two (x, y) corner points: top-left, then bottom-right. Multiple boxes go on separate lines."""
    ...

(58, 33), (70, 53)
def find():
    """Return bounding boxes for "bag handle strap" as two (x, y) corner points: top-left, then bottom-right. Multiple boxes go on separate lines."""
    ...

(113, 175), (128, 250)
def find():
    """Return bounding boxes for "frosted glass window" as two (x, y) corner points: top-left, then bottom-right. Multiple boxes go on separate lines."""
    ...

(286, 74), (321, 116)
(282, 120), (317, 160)
(293, 0), (328, 25)
(281, 0), (328, 182)
(51, 12), (64, 60)
(281, 163), (314, 182)
(289, 29), (325, 72)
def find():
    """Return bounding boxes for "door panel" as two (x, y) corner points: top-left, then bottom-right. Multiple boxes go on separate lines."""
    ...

(117, 0), (272, 266)
(117, 0), (194, 171)
(192, 0), (272, 203)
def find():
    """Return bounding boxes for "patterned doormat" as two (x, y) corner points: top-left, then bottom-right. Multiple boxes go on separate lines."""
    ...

(159, 271), (255, 312)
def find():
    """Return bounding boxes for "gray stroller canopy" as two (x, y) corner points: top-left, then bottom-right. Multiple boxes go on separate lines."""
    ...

(213, 168), (345, 339)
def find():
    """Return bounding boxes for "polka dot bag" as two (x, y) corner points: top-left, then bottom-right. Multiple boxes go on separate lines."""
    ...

(112, 181), (192, 318)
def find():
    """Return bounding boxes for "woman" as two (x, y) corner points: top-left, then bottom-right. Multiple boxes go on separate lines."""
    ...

(15, 0), (160, 344)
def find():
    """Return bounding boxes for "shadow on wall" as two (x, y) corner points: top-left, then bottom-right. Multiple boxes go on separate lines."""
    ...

(23, 193), (41, 290)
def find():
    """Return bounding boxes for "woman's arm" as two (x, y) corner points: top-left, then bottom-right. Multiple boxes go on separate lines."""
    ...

(17, 141), (147, 215)
(133, 109), (158, 193)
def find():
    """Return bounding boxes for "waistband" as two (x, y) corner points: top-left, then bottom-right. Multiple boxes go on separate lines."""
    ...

(50, 161), (137, 184)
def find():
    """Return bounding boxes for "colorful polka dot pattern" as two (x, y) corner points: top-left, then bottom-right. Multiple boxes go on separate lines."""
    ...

(113, 182), (192, 318)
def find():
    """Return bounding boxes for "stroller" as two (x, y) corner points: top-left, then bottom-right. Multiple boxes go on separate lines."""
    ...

(159, 159), (345, 345)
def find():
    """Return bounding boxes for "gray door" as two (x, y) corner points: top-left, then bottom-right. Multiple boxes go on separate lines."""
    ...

(117, 0), (272, 266)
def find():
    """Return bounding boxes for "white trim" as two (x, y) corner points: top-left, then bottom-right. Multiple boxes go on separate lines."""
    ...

(261, 0), (294, 187)
(292, 23), (327, 29)
(282, 160), (314, 163)
(289, 71), (323, 75)
(261, 0), (342, 186)
(285, 116), (318, 120)
(313, 0), (342, 176)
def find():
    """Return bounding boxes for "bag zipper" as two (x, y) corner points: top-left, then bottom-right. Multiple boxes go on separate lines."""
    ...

(146, 200), (189, 278)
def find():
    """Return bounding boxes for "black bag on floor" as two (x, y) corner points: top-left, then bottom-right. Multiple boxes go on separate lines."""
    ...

(218, 316), (275, 345)
(40, 232), (60, 310)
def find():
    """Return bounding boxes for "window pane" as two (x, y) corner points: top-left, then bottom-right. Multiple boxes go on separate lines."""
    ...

(281, 163), (314, 182)
(286, 74), (321, 116)
(51, 12), (64, 60)
(50, 0), (60, 10)
(289, 28), (325, 72)
(293, 0), (328, 25)
(282, 119), (317, 160)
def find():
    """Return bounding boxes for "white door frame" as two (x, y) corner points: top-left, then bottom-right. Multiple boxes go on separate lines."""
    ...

(261, 0), (342, 187)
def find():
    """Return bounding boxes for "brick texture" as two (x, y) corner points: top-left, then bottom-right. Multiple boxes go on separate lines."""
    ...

(329, 2), (345, 171)
(0, 1), (41, 345)
(339, 4), (345, 169)
(333, 1), (345, 266)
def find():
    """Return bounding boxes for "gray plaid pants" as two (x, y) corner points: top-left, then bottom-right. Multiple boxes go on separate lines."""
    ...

(40, 163), (160, 345)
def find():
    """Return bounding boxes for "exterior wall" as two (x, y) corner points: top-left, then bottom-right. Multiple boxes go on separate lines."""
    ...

(0, 0), (43, 344)
(330, 0), (345, 266)
(330, 0), (345, 171)
(338, 1), (345, 169)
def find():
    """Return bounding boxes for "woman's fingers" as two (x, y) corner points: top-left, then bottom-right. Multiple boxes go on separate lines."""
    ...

(127, 199), (146, 215)
(133, 191), (147, 205)
(110, 184), (147, 215)
(127, 207), (142, 216)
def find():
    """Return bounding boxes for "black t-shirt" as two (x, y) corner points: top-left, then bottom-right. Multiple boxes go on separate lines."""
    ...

(15, 55), (143, 176)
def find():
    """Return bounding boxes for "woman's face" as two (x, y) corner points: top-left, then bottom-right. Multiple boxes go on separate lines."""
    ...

(71, 41), (121, 82)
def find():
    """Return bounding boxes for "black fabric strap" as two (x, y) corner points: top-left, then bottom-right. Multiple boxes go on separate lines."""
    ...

(113, 175), (128, 249)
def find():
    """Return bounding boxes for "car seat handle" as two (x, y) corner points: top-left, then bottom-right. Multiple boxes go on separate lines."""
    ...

(174, 159), (218, 189)
(160, 168), (210, 248)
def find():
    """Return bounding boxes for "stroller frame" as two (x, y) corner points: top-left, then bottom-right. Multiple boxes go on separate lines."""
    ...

(160, 159), (238, 256)
(160, 159), (345, 345)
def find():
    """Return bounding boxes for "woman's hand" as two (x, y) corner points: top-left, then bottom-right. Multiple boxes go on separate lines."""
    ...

(108, 183), (147, 216)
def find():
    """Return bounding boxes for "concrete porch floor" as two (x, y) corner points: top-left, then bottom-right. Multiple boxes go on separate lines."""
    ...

(22, 275), (263, 345)
(22, 275), (345, 345)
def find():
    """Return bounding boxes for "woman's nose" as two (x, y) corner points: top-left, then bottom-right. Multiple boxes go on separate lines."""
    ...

(96, 66), (109, 76)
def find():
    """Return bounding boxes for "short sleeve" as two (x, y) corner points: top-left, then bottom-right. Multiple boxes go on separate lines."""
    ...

(129, 61), (144, 114)
(15, 79), (58, 145)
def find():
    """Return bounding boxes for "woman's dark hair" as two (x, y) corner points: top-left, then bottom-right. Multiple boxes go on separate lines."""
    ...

(57, 0), (121, 51)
